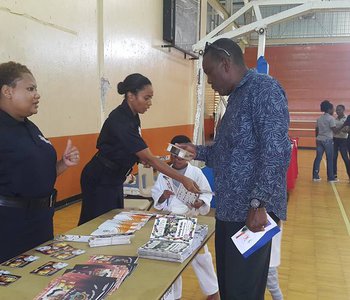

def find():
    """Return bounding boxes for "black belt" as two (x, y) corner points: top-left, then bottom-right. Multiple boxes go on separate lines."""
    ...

(0, 190), (57, 209)
(95, 153), (132, 177)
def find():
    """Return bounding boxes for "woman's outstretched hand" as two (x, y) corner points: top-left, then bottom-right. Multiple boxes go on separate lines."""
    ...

(182, 176), (200, 194)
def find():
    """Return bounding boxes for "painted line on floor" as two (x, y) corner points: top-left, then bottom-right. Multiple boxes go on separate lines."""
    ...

(323, 159), (350, 235)
(330, 183), (350, 236)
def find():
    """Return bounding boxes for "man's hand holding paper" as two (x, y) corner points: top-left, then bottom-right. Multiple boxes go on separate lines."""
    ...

(246, 207), (268, 232)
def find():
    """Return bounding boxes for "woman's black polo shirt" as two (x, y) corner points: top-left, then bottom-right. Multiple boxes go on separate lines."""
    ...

(97, 99), (148, 170)
(0, 110), (57, 198)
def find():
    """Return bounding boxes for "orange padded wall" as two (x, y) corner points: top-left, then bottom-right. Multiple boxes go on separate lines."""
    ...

(244, 44), (350, 147)
(50, 124), (194, 201)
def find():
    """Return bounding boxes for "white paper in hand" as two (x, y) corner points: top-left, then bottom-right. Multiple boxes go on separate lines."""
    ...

(231, 214), (280, 258)
(167, 143), (193, 161)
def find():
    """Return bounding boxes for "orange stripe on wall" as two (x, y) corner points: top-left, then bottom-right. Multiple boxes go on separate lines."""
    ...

(49, 133), (98, 201)
(142, 124), (194, 156)
(245, 44), (350, 112)
(49, 124), (195, 201)
(204, 118), (214, 141)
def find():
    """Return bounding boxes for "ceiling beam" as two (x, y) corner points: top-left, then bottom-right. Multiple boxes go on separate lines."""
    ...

(193, 0), (350, 51)
(207, 0), (230, 19)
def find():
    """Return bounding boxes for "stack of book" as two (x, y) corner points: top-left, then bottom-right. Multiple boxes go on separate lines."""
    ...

(55, 234), (132, 247)
(56, 211), (154, 248)
(88, 234), (132, 247)
(34, 255), (138, 300)
(90, 211), (154, 237)
(138, 215), (208, 263)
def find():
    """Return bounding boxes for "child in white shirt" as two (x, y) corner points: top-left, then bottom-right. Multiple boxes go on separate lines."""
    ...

(267, 223), (283, 300)
(152, 135), (219, 300)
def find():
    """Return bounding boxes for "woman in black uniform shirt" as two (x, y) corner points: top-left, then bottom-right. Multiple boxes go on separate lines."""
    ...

(0, 61), (80, 263)
(79, 73), (199, 225)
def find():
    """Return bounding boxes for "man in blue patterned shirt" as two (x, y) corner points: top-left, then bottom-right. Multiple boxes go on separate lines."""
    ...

(181, 38), (291, 299)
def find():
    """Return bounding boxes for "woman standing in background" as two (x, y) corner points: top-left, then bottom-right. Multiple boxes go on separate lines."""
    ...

(312, 100), (337, 182)
(333, 105), (350, 180)
(0, 61), (80, 263)
(78, 73), (199, 225)
(347, 117), (350, 158)
(342, 114), (350, 158)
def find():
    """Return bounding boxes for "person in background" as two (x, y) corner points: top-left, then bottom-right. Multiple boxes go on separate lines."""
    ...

(333, 105), (350, 180)
(0, 61), (80, 263)
(267, 223), (283, 300)
(312, 100), (338, 182)
(340, 114), (350, 159)
(78, 74), (200, 225)
(178, 38), (291, 300)
(152, 135), (219, 300)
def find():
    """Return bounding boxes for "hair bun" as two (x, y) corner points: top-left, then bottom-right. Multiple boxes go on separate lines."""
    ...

(117, 73), (152, 96)
(117, 81), (126, 94)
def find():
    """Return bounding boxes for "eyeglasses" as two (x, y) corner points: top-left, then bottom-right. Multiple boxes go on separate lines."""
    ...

(199, 42), (231, 57)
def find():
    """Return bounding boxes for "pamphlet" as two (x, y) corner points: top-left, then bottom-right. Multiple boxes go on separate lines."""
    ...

(231, 214), (280, 258)
(162, 175), (198, 207)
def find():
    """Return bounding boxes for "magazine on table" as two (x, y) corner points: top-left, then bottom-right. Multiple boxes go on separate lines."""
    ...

(33, 272), (117, 300)
(0, 270), (21, 286)
(138, 215), (208, 263)
(87, 255), (138, 269)
(90, 211), (154, 237)
(231, 214), (280, 258)
(88, 234), (133, 247)
(64, 264), (130, 291)
(35, 242), (86, 260)
(55, 234), (92, 243)
(2, 254), (39, 268)
(55, 233), (133, 247)
(34, 255), (138, 299)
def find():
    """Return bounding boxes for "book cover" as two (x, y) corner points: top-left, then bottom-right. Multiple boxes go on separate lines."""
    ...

(35, 242), (72, 255)
(150, 215), (197, 244)
(88, 255), (138, 267)
(55, 235), (91, 243)
(65, 264), (130, 290)
(90, 226), (136, 236)
(138, 215), (206, 263)
(50, 248), (86, 260)
(90, 211), (153, 236)
(33, 272), (116, 300)
(0, 273), (21, 286)
(68, 264), (127, 277)
(113, 211), (154, 223)
(88, 235), (132, 247)
(1, 254), (39, 268)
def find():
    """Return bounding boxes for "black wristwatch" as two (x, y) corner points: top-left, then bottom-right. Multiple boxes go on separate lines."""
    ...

(250, 199), (264, 209)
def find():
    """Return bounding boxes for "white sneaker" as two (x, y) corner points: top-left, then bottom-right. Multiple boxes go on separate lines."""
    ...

(313, 177), (321, 182)
(328, 179), (339, 183)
